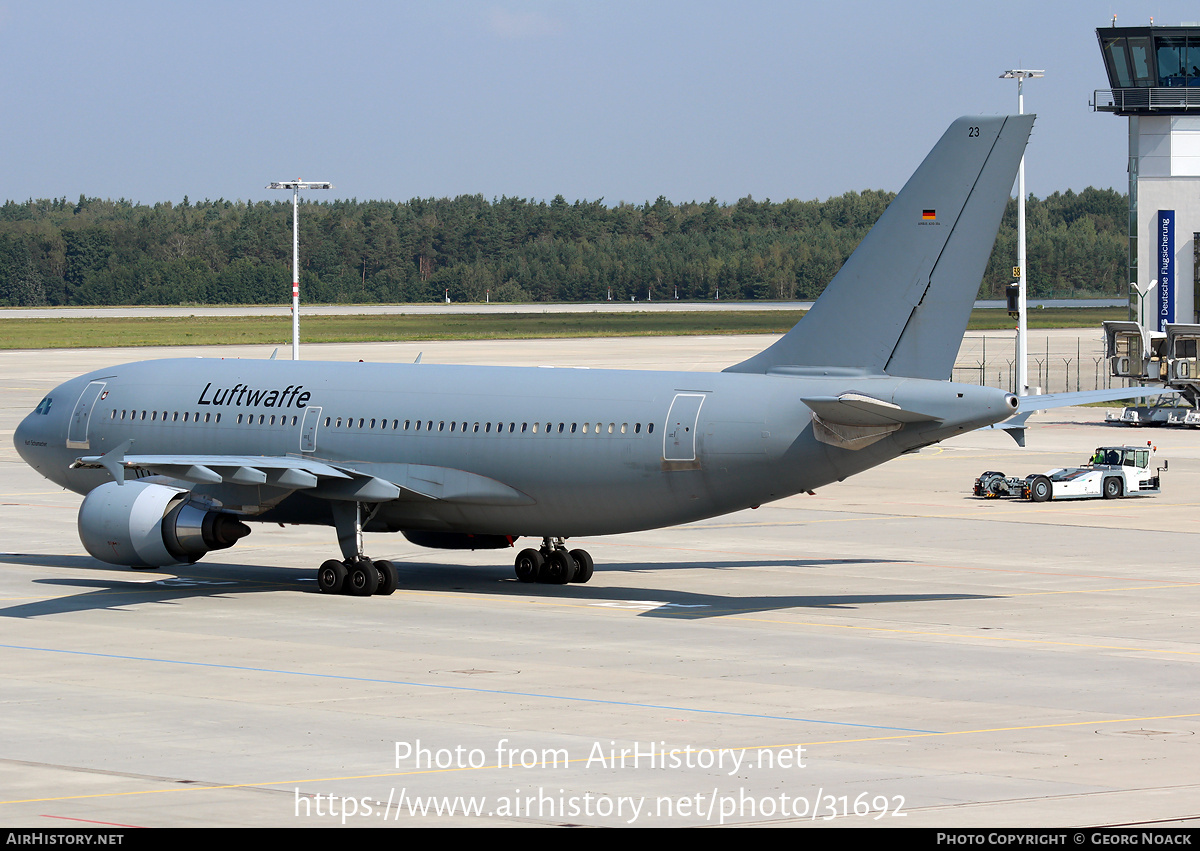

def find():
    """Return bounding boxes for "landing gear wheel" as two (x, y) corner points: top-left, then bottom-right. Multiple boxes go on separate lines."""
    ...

(541, 549), (576, 584)
(374, 560), (398, 595)
(1029, 475), (1052, 503)
(568, 549), (594, 583)
(1103, 477), (1123, 499)
(317, 559), (347, 594)
(346, 557), (380, 596)
(514, 548), (543, 583)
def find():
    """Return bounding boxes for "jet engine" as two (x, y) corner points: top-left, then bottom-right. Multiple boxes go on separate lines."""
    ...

(77, 481), (251, 568)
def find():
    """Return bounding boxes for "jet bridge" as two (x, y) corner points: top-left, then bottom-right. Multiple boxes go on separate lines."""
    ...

(1164, 323), (1200, 385)
(1106, 320), (1161, 380)
(1104, 320), (1200, 424)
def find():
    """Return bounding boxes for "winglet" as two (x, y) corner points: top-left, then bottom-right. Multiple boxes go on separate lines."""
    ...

(97, 439), (133, 485)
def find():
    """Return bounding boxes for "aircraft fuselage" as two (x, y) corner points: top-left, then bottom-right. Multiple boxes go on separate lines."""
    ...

(17, 357), (1014, 539)
(11, 114), (1035, 591)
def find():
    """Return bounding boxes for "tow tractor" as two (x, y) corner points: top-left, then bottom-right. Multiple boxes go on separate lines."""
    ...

(973, 443), (1166, 502)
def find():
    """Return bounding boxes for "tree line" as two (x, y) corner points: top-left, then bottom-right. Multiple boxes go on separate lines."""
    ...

(0, 188), (1127, 307)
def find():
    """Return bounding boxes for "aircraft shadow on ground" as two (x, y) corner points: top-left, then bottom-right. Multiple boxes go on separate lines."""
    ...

(0, 553), (998, 619)
(0, 553), (311, 618)
(384, 558), (998, 619)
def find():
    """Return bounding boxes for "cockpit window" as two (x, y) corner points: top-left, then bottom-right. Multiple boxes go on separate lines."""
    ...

(33, 396), (52, 415)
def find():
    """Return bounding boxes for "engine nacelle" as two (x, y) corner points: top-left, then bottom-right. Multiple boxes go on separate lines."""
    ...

(78, 481), (251, 567)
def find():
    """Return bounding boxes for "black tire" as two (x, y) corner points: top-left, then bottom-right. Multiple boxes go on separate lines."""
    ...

(346, 557), (379, 596)
(569, 549), (594, 583)
(1029, 476), (1052, 503)
(374, 559), (398, 595)
(976, 472), (1005, 496)
(317, 559), (347, 594)
(514, 548), (542, 583)
(1103, 477), (1123, 499)
(542, 549), (576, 584)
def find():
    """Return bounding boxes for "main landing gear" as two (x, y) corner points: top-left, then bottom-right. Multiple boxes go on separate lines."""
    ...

(318, 502), (397, 596)
(514, 537), (594, 585)
(317, 556), (398, 596)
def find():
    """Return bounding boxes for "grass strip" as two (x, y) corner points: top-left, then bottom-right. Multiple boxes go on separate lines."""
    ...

(0, 307), (1126, 350)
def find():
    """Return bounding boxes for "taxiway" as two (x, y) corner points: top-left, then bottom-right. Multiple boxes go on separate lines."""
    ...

(0, 337), (1196, 827)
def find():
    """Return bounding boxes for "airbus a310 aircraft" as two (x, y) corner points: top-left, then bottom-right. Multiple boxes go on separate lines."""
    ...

(18, 115), (1050, 597)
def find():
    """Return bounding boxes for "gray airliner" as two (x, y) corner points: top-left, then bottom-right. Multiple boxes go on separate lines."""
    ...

(18, 115), (1050, 596)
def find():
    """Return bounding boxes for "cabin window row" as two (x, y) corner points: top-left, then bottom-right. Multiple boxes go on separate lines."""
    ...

(320, 416), (655, 435)
(112, 409), (226, 424)
(109, 409), (306, 427)
(106, 408), (656, 436)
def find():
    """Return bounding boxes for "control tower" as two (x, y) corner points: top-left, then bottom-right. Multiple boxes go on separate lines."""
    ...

(1095, 23), (1200, 327)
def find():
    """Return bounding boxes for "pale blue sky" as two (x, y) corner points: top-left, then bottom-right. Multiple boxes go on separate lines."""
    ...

(0, 1), (1190, 205)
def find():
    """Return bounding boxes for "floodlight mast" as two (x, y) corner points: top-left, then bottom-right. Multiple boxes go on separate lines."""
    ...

(266, 179), (333, 360)
(999, 70), (1042, 395)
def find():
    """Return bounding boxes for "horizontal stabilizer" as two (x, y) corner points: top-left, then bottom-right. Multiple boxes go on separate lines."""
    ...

(801, 393), (941, 426)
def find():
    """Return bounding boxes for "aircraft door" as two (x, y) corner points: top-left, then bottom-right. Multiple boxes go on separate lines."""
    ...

(300, 406), (322, 453)
(66, 381), (107, 450)
(663, 393), (705, 462)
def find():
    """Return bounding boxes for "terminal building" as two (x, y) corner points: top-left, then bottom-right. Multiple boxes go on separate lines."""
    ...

(1095, 23), (1200, 327)
(1095, 23), (1200, 416)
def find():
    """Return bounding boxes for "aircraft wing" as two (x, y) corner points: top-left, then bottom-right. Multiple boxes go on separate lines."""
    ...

(988, 385), (1181, 446)
(1013, 386), (1180, 413)
(70, 442), (533, 506)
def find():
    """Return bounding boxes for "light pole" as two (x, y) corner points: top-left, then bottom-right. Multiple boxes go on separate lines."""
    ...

(1132, 279), (1155, 329)
(1000, 69), (1042, 395)
(267, 179), (333, 360)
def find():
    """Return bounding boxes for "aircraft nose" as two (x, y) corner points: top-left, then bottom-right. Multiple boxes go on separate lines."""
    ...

(14, 400), (58, 472)
(15, 411), (39, 465)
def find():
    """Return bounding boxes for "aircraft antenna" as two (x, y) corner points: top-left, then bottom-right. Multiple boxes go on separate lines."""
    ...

(266, 179), (334, 360)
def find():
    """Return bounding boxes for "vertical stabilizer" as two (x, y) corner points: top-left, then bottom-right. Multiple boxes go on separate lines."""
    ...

(726, 115), (1034, 379)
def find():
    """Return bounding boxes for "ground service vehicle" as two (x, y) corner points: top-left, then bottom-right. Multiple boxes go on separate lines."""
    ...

(974, 444), (1165, 502)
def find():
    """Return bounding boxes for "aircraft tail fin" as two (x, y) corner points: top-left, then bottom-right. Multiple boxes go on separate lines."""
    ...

(726, 115), (1034, 379)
